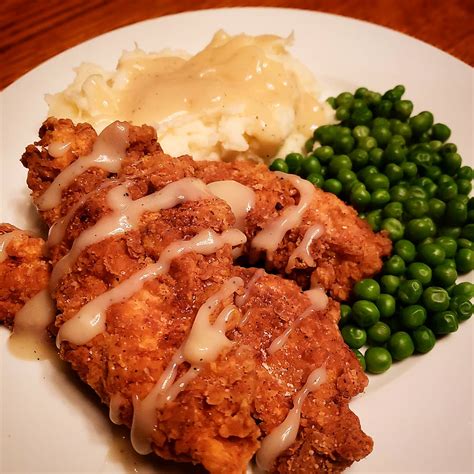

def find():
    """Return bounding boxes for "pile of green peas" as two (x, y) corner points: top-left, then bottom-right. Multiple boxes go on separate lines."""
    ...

(269, 85), (473, 374)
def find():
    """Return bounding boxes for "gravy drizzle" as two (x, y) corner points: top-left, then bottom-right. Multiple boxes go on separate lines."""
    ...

(57, 228), (246, 346)
(256, 367), (327, 471)
(207, 180), (255, 231)
(9, 289), (56, 361)
(131, 277), (244, 454)
(235, 268), (265, 307)
(50, 177), (212, 289)
(48, 141), (71, 158)
(37, 121), (129, 211)
(0, 230), (21, 263)
(252, 172), (315, 257)
(286, 224), (324, 273)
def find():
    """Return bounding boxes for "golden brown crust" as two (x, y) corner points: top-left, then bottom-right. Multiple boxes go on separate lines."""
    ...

(0, 224), (50, 329)
(14, 118), (381, 472)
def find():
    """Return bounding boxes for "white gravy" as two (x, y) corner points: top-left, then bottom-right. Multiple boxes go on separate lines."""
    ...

(56, 228), (246, 346)
(0, 231), (21, 263)
(252, 172), (315, 257)
(286, 224), (324, 272)
(256, 367), (327, 471)
(48, 141), (71, 158)
(36, 121), (129, 211)
(207, 180), (255, 230)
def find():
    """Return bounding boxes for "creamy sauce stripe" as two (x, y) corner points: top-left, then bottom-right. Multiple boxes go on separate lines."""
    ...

(256, 367), (327, 471)
(56, 228), (246, 346)
(37, 121), (129, 211)
(0, 231), (21, 263)
(130, 277), (244, 454)
(286, 224), (324, 273)
(252, 172), (315, 257)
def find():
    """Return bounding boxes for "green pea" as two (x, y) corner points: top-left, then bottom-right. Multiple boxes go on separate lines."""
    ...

(323, 179), (342, 196)
(301, 156), (321, 176)
(383, 164), (403, 184)
(433, 263), (457, 288)
(328, 154), (352, 175)
(367, 147), (383, 167)
(434, 236), (457, 258)
(340, 304), (352, 326)
(376, 99), (393, 118)
(371, 126), (392, 147)
(375, 294), (396, 318)
(446, 197), (468, 226)
(352, 348), (366, 370)
(336, 106), (351, 121)
(383, 202), (404, 219)
(452, 282), (474, 299)
(437, 181), (458, 201)
(380, 275), (401, 295)
(352, 300), (380, 327)
(357, 165), (378, 182)
(367, 321), (391, 344)
(400, 161), (417, 179)
(443, 152), (462, 176)
(392, 122), (413, 141)
(458, 238), (474, 250)
(304, 138), (315, 153)
(400, 305), (427, 329)
(333, 134), (355, 154)
(438, 226), (462, 239)
(383, 85), (405, 101)
(349, 149), (369, 169)
(457, 165), (472, 180)
(422, 287), (450, 312)
(409, 111), (434, 135)
(383, 143), (406, 165)
(456, 248), (474, 274)
(337, 168), (357, 186)
(390, 184), (409, 203)
(425, 165), (442, 181)
(383, 255), (406, 276)
(371, 189), (391, 208)
(407, 185), (428, 200)
(341, 324), (367, 349)
(404, 198), (429, 218)
(449, 295), (473, 321)
(306, 173), (324, 187)
(407, 262), (432, 285)
(456, 179), (472, 195)
(365, 209), (383, 231)
(427, 198), (446, 221)
(388, 331), (415, 360)
(365, 347), (392, 374)
(269, 158), (288, 173)
(326, 97), (337, 109)
(365, 173), (390, 191)
(431, 123), (451, 142)
(394, 240), (416, 263)
(389, 135), (407, 148)
(381, 218), (404, 241)
(357, 136), (377, 152)
(418, 243), (446, 266)
(408, 146), (432, 169)
(412, 326), (436, 353)
(393, 99), (413, 120)
(430, 311), (459, 334)
(313, 145), (334, 163)
(351, 107), (373, 126)
(336, 92), (354, 107)
(406, 217), (436, 242)
(461, 223), (474, 240)
(398, 279), (423, 305)
(350, 186), (371, 209)
(354, 279), (381, 301)
(285, 153), (303, 173)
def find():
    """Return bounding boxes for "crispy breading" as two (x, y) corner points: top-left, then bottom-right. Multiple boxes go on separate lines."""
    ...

(21, 118), (391, 300)
(0, 224), (50, 329)
(14, 118), (382, 472)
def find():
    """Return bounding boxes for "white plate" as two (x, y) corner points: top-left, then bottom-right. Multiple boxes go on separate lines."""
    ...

(1, 8), (472, 474)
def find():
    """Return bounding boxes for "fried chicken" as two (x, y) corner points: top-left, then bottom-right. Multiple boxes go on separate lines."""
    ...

(0, 223), (50, 329)
(21, 118), (391, 300)
(13, 117), (383, 472)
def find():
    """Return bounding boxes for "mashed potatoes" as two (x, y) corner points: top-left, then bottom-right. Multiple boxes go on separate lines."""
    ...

(47, 30), (332, 162)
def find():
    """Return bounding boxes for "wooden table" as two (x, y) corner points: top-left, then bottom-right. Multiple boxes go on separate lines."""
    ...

(1, 0), (473, 90)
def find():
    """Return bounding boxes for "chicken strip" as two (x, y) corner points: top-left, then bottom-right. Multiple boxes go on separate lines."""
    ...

(21, 118), (391, 300)
(0, 223), (50, 329)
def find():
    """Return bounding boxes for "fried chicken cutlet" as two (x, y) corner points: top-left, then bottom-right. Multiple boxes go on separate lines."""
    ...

(21, 118), (391, 300)
(0, 224), (50, 329)
(15, 117), (381, 472)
